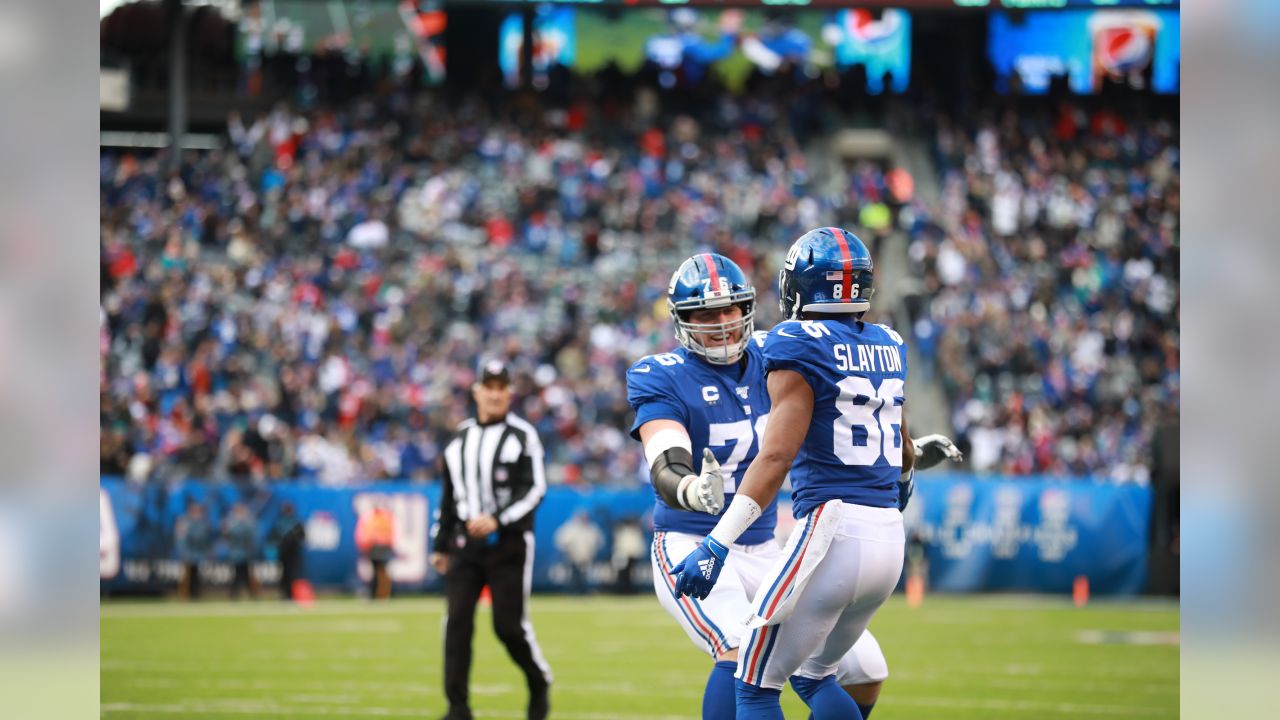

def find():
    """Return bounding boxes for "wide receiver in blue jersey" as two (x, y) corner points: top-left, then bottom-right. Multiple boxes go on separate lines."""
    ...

(670, 229), (960, 719)
(629, 253), (953, 720)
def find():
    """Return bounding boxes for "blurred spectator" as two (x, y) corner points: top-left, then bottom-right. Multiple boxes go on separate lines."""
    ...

(355, 501), (395, 599)
(268, 501), (307, 600)
(99, 84), (857, 489)
(98, 71), (1175, 489)
(223, 502), (260, 599)
(610, 516), (647, 595)
(175, 503), (214, 600)
(555, 510), (604, 595)
(906, 99), (1178, 482)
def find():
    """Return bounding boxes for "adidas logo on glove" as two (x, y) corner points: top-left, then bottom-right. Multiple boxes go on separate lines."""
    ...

(699, 558), (716, 580)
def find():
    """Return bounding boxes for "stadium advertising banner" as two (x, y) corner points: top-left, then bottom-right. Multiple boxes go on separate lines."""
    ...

(99, 477), (654, 595)
(100, 479), (438, 594)
(499, 6), (577, 88)
(825, 9), (911, 94)
(471, 1), (1175, 8)
(236, 1), (446, 85)
(988, 9), (1180, 94)
(905, 475), (1153, 595)
(102, 475), (1151, 596)
(501, 7), (913, 93)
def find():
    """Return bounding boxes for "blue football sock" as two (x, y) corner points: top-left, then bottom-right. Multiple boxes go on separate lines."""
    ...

(702, 660), (737, 720)
(809, 700), (874, 719)
(734, 678), (784, 720)
(790, 675), (862, 720)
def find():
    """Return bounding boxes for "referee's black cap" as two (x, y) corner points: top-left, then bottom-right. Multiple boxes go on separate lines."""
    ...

(478, 358), (511, 385)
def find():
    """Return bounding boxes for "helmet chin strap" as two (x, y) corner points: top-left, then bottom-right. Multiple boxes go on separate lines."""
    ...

(788, 293), (802, 320)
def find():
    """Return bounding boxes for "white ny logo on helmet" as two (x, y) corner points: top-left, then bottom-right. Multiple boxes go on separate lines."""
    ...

(783, 241), (802, 270)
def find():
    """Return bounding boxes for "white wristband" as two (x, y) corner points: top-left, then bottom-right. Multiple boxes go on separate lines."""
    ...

(708, 494), (762, 547)
(676, 474), (698, 510)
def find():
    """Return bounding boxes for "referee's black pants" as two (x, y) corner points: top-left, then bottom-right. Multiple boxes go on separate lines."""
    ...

(443, 531), (551, 720)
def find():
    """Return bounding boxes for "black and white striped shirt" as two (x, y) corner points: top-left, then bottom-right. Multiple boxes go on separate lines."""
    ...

(433, 413), (547, 552)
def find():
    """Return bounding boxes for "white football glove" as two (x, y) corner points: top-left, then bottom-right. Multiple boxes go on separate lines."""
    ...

(678, 449), (726, 515)
(912, 434), (963, 471)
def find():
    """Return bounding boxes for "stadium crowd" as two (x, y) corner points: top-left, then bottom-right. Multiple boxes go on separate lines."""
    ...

(100, 75), (1177, 488)
(100, 81), (858, 488)
(903, 99), (1179, 482)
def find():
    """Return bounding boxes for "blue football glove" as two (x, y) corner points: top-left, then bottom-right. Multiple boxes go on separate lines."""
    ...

(669, 536), (729, 600)
(898, 466), (916, 511)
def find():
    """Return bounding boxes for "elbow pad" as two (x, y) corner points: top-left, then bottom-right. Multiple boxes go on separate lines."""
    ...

(651, 447), (697, 510)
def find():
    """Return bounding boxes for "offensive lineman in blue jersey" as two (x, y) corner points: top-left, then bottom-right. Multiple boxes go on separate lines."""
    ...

(671, 229), (961, 719)
(628, 253), (904, 720)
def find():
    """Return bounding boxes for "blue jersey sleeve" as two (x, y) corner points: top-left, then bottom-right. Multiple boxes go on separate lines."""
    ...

(763, 321), (825, 390)
(626, 357), (689, 441)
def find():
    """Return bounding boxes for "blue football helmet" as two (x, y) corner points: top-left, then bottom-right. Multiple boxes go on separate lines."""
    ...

(667, 253), (756, 365)
(778, 227), (875, 320)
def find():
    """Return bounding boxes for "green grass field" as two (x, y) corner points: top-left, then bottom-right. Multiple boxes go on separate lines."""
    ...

(102, 594), (1177, 719)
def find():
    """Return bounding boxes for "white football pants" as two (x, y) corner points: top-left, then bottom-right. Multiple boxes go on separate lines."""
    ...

(735, 501), (904, 691)
(651, 528), (890, 686)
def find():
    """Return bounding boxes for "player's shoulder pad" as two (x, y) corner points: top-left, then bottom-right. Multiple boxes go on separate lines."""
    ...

(763, 320), (815, 358)
(871, 323), (907, 347)
(768, 320), (808, 340)
(741, 330), (769, 363)
(626, 352), (684, 390)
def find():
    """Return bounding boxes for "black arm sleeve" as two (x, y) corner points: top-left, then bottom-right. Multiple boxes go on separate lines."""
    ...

(433, 457), (459, 554)
(650, 447), (697, 511)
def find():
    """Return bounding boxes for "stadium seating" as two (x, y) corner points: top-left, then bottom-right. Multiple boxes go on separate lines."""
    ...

(904, 98), (1178, 480)
(100, 75), (1177, 487)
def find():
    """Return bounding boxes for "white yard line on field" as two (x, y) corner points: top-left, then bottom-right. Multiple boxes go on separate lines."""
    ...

(889, 695), (1174, 718)
(102, 594), (1180, 620)
(249, 618), (405, 633)
(100, 598), (669, 619)
(1076, 629), (1180, 645)
(103, 695), (1172, 719)
(101, 702), (692, 719)
(107, 672), (689, 699)
(891, 671), (1178, 696)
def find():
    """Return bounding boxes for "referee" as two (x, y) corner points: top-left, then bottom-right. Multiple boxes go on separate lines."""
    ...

(431, 360), (552, 720)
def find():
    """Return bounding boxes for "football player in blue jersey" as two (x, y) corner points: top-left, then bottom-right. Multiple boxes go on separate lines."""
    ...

(628, 253), (904, 720)
(670, 229), (960, 719)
